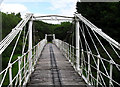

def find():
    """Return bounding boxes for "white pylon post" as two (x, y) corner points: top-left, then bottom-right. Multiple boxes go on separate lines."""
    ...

(109, 60), (113, 87)
(87, 52), (90, 84)
(28, 17), (33, 74)
(53, 34), (55, 40)
(97, 55), (100, 87)
(45, 34), (47, 40)
(53, 34), (55, 44)
(9, 63), (12, 86)
(76, 18), (80, 71)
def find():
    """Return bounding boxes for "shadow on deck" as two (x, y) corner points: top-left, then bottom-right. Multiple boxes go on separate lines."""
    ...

(27, 43), (87, 86)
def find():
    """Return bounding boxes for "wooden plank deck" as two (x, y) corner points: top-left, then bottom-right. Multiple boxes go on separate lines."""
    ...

(27, 43), (87, 86)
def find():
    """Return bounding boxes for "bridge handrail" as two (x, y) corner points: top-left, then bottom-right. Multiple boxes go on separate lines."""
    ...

(53, 39), (120, 86)
(0, 39), (47, 86)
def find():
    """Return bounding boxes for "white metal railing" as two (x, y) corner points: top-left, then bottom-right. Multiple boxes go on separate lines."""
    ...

(53, 13), (120, 87)
(0, 39), (47, 86)
(53, 39), (77, 70)
(53, 38), (120, 87)
(75, 13), (120, 87)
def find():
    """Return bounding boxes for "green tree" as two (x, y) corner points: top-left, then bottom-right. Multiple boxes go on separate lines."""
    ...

(76, 2), (120, 42)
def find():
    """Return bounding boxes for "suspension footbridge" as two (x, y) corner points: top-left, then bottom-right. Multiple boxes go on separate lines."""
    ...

(0, 13), (120, 87)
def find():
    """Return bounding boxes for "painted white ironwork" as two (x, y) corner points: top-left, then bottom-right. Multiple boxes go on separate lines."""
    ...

(0, 13), (47, 87)
(0, 13), (33, 55)
(0, 13), (120, 87)
(75, 18), (80, 71)
(53, 13), (120, 87)
(0, 39), (47, 86)
(28, 19), (33, 74)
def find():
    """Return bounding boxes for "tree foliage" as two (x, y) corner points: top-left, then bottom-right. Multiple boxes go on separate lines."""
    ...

(76, 2), (120, 42)
(33, 21), (72, 42)
(1, 12), (72, 69)
(76, 2), (120, 85)
(1, 12), (73, 85)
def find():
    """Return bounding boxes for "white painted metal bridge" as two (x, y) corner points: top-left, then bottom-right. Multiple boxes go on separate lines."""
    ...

(0, 13), (120, 87)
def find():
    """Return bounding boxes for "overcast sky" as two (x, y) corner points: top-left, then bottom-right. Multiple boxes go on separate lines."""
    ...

(0, 0), (78, 18)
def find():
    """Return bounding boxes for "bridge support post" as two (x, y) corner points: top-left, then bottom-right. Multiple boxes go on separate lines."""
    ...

(81, 49), (84, 76)
(9, 63), (12, 86)
(97, 55), (100, 86)
(36, 45), (38, 61)
(75, 18), (80, 71)
(87, 52), (90, 84)
(33, 47), (36, 67)
(109, 60), (113, 87)
(28, 19), (33, 74)
(18, 56), (22, 86)
(68, 44), (69, 60)
(45, 34), (47, 40)
(69, 45), (71, 62)
(53, 34), (55, 40)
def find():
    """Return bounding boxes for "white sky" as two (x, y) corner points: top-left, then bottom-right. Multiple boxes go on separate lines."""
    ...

(0, 0), (78, 24)
(0, 0), (77, 17)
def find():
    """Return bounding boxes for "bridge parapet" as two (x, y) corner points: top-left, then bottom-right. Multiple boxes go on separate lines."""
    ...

(53, 13), (120, 86)
(0, 39), (47, 86)
(53, 38), (120, 86)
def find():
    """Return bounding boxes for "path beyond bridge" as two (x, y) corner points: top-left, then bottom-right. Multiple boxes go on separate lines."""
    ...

(27, 43), (87, 86)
